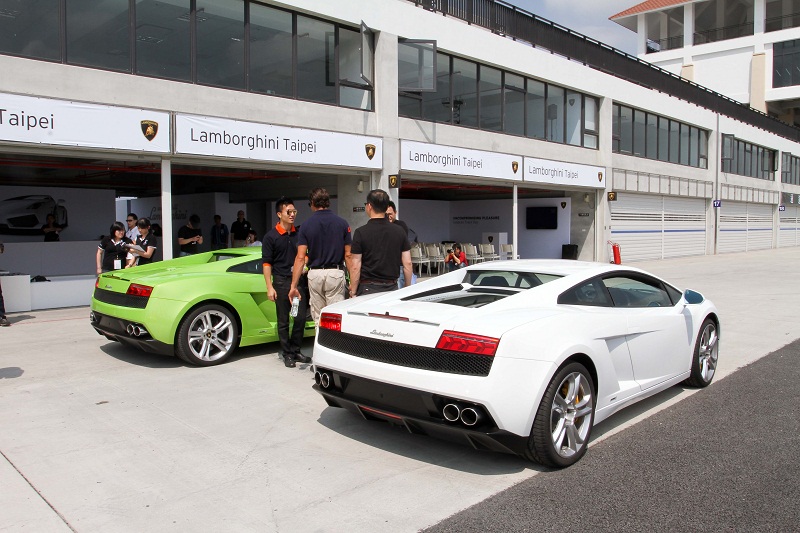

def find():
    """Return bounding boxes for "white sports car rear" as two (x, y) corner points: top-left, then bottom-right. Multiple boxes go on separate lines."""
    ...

(311, 260), (719, 467)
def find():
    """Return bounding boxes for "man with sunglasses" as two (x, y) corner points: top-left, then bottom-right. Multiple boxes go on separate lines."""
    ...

(263, 197), (311, 368)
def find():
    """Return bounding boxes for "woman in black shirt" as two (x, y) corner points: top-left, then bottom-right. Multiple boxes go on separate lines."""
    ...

(126, 218), (158, 267)
(96, 222), (128, 274)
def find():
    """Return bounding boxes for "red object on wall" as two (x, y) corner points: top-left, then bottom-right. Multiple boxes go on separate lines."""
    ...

(608, 241), (622, 264)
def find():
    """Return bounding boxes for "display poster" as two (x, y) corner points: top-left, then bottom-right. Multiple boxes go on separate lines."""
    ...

(0, 92), (170, 153)
(175, 114), (382, 169)
(401, 140), (522, 181)
(523, 157), (607, 189)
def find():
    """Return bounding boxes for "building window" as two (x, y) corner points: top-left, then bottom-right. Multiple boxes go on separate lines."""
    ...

(766, 0), (800, 32)
(773, 39), (800, 88)
(398, 49), (599, 149)
(0, 0), (61, 61)
(249, 3), (293, 97)
(694, 0), (754, 45)
(612, 103), (708, 169)
(783, 152), (800, 184)
(66, 0), (130, 72)
(721, 135), (776, 180)
(0, 1), (373, 111)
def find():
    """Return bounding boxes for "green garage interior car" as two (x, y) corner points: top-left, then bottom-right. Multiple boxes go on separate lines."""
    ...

(90, 248), (315, 366)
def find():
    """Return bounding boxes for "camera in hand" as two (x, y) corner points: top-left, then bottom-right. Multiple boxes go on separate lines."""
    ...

(447, 248), (453, 254)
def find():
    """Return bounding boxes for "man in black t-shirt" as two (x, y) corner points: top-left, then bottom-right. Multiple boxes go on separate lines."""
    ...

(350, 190), (412, 297)
(178, 215), (203, 256)
(263, 197), (311, 368)
(230, 210), (251, 248)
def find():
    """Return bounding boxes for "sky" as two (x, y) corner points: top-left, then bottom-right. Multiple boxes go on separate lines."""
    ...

(511, 0), (641, 55)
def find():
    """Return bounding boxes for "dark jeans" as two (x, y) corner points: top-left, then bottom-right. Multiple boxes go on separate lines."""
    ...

(273, 274), (309, 356)
(356, 281), (398, 297)
(0, 279), (5, 317)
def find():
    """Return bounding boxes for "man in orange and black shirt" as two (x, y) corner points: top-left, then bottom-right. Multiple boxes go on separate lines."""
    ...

(262, 197), (311, 368)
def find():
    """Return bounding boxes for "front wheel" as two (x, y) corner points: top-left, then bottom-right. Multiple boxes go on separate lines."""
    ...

(175, 305), (239, 366)
(525, 362), (595, 468)
(684, 318), (718, 388)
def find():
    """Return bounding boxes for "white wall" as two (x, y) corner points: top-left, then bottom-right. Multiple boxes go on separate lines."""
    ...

(400, 197), (571, 259)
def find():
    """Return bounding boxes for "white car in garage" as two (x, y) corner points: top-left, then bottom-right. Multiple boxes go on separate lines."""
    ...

(311, 260), (719, 468)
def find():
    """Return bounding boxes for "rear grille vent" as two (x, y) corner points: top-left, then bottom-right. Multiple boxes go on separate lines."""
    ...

(93, 288), (149, 309)
(318, 329), (493, 376)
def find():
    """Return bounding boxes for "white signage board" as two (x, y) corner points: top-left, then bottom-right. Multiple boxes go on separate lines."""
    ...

(401, 140), (522, 181)
(175, 114), (382, 169)
(0, 92), (169, 153)
(524, 157), (607, 189)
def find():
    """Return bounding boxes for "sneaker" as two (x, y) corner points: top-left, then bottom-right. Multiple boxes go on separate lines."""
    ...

(283, 355), (296, 368)
(293, 352), (312, 364)
(0, 316), (9, 327)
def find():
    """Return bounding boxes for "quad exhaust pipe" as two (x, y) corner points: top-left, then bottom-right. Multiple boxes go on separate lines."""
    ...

(442, 403), (483, 427)
(314, 371), (332, 389)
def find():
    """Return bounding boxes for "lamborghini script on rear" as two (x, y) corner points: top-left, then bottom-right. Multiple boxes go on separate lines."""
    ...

(311, 260), (719, 467)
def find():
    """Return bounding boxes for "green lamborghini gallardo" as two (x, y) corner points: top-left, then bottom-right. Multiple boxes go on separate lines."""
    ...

(90, 248), (314, 366)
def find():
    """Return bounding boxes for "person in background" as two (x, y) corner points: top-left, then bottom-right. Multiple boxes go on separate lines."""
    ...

(289, 188), (352, 325)
(125, 213), (140, 243)
(445, 243), (468, 271)
(97, 222), (129, 274)
(178, 215), (203, 256)
(0, 241), (9, 326)
(126, 217), (157, 267)
(246, 229), (262, 247)
(42, 213), (63, 242)
(263, 197), (311, 368)
(349, 190), (412, 297)
(230, 210), (251, 248)
(210, 214), (229, 250)
(385, 201), (414, 288)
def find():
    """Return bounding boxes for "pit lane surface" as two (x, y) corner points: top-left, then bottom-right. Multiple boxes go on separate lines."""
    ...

(426, 338), (800, 532)
(1, 248), (799, 532)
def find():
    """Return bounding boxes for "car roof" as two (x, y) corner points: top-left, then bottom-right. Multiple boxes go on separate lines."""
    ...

(466, 259), (644, 278)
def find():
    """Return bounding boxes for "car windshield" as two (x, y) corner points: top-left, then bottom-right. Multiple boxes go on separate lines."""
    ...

(404, 271), (562, 308)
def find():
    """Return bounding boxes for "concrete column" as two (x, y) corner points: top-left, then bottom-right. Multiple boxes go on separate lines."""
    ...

(754, 0), (766, 36)
(512, 184), (518, 256)
(637, 14), (647, 55)
(684, 2), (694, 65)
(750, 52), (768, 112)
(160, 158), (173, 260)
(597, 95), (614, 261)
(337, 175), (369, 231)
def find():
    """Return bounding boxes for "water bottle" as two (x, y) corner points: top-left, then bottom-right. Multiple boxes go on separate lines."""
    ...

(290, 297), (300, 318)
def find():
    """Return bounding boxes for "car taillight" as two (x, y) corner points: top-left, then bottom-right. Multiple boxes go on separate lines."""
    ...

(126, 284), (153, 298)
(95, 277), (100, 288)
(320, 313), (342, 331)
(436, 330), (499, 356)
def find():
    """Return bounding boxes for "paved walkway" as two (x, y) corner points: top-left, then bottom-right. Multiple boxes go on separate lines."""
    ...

(1, 247), (799, 532)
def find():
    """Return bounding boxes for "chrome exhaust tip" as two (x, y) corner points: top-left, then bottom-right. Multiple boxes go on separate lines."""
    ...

(320, 372), (331, 389)
(314, 371), (322, 386)
(460, 407), (482, 427)
(89, 312), (98, 323)
(126, 324), (135, 335)
(442, 403), (461, 422)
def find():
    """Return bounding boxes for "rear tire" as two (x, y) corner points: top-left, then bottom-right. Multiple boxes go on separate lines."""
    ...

(525, 362), (595, 468)
(684, 318), (718, 388)
(175, 305), (239, 366)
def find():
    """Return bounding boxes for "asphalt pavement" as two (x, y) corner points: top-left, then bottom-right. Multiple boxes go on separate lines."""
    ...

(1, 247), (800, 532)
(426, 338), (800, 533)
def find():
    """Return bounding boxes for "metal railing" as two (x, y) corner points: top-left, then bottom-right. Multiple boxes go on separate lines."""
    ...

(646, 35), (684, 54)
(766, 12), (800, 32)
(693, 21), (754, 45)
(405, 0), (800, 142)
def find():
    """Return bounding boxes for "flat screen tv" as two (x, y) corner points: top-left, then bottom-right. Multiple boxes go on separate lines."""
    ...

(526, 206), (558, 230)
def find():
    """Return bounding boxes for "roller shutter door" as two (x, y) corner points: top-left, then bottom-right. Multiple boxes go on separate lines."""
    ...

(779, 206), (799, 247)
(610, 193), (706, 262)
(718, 202), (774, 253)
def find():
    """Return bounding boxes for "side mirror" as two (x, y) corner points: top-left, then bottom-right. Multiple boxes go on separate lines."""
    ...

(683, 289), (704, 305)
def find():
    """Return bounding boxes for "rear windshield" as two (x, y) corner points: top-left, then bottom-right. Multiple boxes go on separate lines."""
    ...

(405, 271), (561, 308)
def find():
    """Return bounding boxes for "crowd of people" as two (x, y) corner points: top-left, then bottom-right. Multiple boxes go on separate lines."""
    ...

(86, 188), (427, 368)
